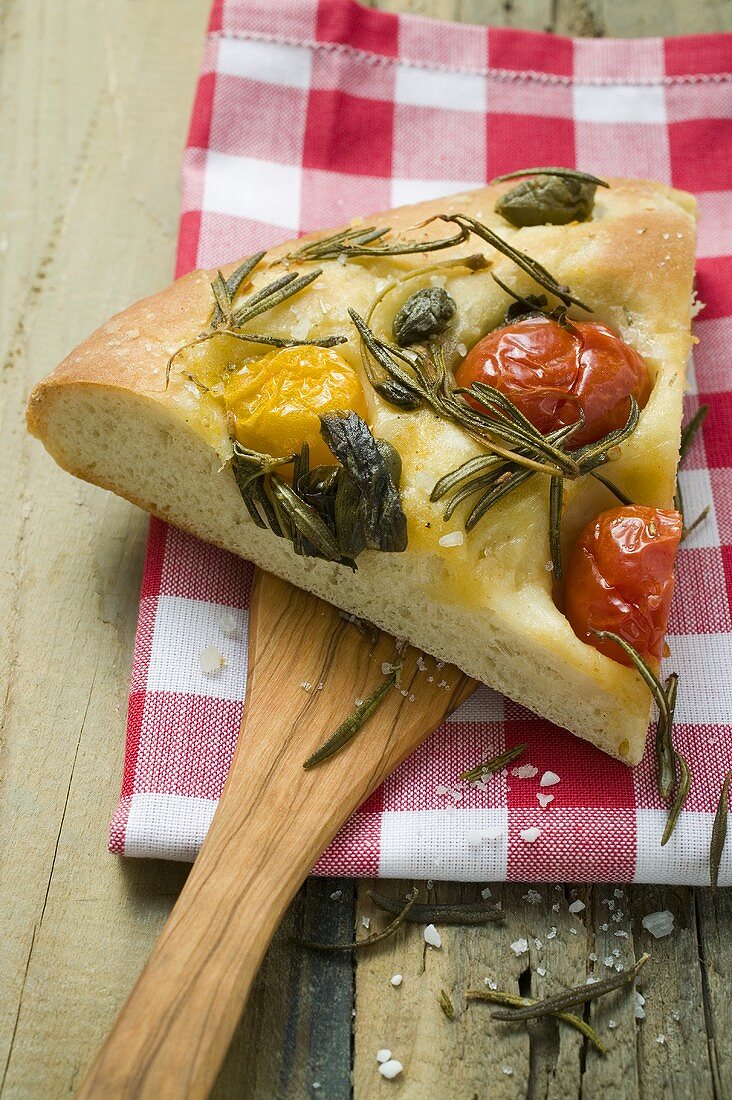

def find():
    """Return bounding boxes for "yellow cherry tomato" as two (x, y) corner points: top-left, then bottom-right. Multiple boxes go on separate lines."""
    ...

(224, 345), (367, 467)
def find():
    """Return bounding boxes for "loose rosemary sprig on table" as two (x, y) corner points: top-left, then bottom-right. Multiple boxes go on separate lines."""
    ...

(591, 630), (689, 844)
(367, 891), (505, 925)
(467, 988), (608, 1054)
(296, 890), (418, 951)
(486, 952), (650, 1022)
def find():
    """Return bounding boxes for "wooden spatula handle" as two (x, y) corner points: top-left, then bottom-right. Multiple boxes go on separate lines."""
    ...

(78, 572), (474, 1099)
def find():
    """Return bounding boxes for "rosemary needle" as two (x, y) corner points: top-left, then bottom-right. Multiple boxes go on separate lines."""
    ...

(302, 671), (398, 769)
(296, 890), (418, 951)
(367, 890), (505, 925)
(439, 989), (456, 1021)
(591, 631), (677, 802)
(710, 771), (731, 895)
(460, 743), (528, 783)
(661, 751), (691, 847)
(488, 953), (650, 1022)
(467, 989), (608, 1055)
(679, 405), (709, 463)
(492, 167), (610, 189)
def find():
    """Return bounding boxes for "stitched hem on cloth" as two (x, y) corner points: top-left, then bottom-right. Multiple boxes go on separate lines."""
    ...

(208, 28), (732, 86)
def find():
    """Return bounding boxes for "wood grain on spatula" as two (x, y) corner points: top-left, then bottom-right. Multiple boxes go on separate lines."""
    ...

(78, 569), (476, 1099)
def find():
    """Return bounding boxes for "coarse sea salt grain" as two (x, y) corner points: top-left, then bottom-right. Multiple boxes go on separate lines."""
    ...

(484, 977), (498, 990)
(540, 771), (561, 787)
(470, 826), (505, 843)
(536, 966), (547, 977)
(424, 924), (442, 948)
(199, 646), (226, 675)
(379, 1060), (403, 1080)
(642, 910), (675, 938)
(390, 974), (403, 987)
(438, 530), (464, 548)
(520, 827), (541, 843)
(510, 938), (529, 956)
(537, 792), (554, 809)
(481, 886), (492, 899)
(376, 1049), (392, 1063)
(502, 1066), (514, 1076)
(218, 608), (240, 638)
(635, 992), (646, 1019)
(330, 890), (342, 900)
(569, 899), (586, 914)
(523, 889), (542, 905)
(511, 764), (539, 779)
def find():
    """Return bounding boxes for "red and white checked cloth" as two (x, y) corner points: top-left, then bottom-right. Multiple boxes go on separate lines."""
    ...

(109, 0), (732, 884)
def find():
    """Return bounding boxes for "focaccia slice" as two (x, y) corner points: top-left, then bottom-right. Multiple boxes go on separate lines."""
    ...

(27, 178), (697, 763)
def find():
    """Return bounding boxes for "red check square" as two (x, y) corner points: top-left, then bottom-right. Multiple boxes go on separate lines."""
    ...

(303, 89), (394, 177)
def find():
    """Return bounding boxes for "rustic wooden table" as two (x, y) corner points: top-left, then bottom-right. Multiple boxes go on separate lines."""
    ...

(3, 1), (732, 1097)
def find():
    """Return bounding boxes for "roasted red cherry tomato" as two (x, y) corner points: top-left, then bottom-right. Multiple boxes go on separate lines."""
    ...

(455, 316), (651, 447)
(565, 506), (682, 666)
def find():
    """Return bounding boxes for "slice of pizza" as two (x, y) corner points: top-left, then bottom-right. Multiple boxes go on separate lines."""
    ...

(27, 172), (697, 764)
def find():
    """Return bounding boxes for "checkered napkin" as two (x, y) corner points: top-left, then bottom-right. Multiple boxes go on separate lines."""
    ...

(109, 0), (732, 884)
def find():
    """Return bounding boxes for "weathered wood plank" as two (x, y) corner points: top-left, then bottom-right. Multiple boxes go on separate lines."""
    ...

(353, 882), (720, 1097)
(695, 888), (732, 1100)
(0, 0), (210, 1094)
(370, 0), (732, 36)
(214, 879), (356, 1099)
(3, 0), (731, 1097)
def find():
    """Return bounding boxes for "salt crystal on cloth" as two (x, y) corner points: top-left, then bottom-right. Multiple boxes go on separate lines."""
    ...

(108, 0), (732, 887)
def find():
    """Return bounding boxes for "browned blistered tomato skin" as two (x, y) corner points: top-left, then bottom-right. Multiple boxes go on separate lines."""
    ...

(455, 317), (651, 447)
(565, 506), (683, 666)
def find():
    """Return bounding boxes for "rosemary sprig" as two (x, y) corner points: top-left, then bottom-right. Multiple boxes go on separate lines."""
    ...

(297, 890), (418, 951)
(435, 213), (592, 311)
(487, 953), (649, 1022)
(287, 222), (470, 263)
(675, 405), (711, 537)
(492, 167), (609, 188)
(367, 891), (505, 925)
(303, 670), (399, 769)
(167, 261), (348, 384)
(661, 751), (691, 847)
(591, 631), (678, 803)
(679, 405), (709, 462)
(439, 990), (456, 1021)
(467, 988), (608, 1055)
(682, 505), (711, 542)
(352, 311), (580, 479)
(352, 312), (639, 561)
(710, 772), (730, 895)
(460, 743), (528, 783)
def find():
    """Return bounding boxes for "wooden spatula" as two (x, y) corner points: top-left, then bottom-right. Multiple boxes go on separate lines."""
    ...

(78, 569), (476, 1099)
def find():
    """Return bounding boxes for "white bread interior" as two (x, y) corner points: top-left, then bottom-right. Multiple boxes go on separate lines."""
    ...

(27, 180), (697, 764)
